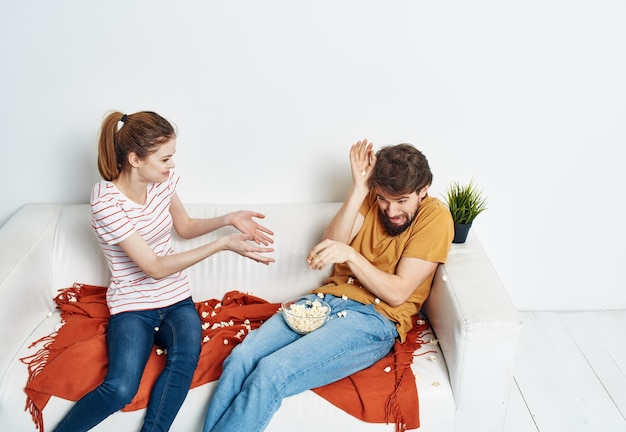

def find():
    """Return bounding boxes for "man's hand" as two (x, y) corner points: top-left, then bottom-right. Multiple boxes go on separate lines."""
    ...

(350, 139), (377, 186)
(306, 239), (354, 270)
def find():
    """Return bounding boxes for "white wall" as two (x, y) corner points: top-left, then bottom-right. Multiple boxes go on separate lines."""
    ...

(1, 0), (625, 311)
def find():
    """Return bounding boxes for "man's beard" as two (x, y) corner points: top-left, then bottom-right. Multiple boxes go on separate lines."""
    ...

(379, 209), (417, 236)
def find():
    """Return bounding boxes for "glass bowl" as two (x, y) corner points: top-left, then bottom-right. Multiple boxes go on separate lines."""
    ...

(281, 297), (331, 334)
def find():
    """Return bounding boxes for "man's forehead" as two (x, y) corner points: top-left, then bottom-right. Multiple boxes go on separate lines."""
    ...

(375, 189), (418, 200)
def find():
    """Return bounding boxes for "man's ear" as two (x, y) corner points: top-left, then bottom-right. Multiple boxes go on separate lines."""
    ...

(419, 185), (430, 199)
(128, 152), (141, 168)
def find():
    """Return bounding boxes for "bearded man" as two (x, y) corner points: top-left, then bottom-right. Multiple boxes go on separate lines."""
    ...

(203, 139), (454, 432)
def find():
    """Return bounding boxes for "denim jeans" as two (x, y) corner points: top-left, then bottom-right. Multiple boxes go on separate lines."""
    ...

(202, 294), (398, 432)
(54, 297), (201, 432)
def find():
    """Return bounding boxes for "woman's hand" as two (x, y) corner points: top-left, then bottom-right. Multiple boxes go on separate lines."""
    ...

(229, 211), (274, 246)
(224, 233), (275, 265)
(350, 139), (377, 186)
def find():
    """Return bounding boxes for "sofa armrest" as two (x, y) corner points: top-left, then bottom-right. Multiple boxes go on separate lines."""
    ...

(424, 231), (522, 432)
(0, 204), (63, 378)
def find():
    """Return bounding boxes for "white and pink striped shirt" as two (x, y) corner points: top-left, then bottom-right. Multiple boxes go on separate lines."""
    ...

(90, 171), (191, 315)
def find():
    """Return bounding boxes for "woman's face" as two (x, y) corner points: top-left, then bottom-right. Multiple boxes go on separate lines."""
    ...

(136, 138), (177, 183)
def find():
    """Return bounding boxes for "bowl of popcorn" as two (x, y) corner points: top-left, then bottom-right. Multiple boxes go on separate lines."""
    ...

(281, 297), (331, 334)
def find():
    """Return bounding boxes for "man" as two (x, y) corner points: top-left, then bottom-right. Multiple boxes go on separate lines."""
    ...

(202, 139), (454, 432)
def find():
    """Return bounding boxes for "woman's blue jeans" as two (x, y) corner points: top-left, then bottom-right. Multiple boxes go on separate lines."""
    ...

(54, 297), (201, 432)
(202, 294), (398, 432)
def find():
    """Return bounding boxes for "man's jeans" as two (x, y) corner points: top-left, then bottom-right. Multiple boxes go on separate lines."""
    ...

(54, 297), (201, 432)
(203, 294), (398, 432)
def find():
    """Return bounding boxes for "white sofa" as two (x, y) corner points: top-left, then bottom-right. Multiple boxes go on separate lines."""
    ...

(0, 202), (522, 432)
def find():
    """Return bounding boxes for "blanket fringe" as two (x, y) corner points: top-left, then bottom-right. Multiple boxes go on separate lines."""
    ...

(24, 397), (44, 431)
(21, 334), (57, 432)
(385, 365), (410, 432)
(22, 334), (56, 379)
(384, 317), (432, 432)
(18, 284), (83, 432)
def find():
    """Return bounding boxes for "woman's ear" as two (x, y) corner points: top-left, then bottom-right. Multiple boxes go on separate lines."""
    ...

(128, 152), (141, 168)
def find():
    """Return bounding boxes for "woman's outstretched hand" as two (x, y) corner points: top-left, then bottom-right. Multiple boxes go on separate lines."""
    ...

(224, 233), (275, 265)
(230, 211), (274, 246)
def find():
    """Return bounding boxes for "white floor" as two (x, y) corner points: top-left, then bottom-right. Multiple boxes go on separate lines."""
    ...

(503, 311), (626, 432)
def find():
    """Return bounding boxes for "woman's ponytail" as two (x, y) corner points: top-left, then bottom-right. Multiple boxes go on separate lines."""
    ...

(97, 112), (125, 181)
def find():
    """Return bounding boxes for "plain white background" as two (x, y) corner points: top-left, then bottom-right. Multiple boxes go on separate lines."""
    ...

(1, 0), (624, 312)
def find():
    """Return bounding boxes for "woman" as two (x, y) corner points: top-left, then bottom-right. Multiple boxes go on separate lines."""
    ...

(54, 111), (275, 432)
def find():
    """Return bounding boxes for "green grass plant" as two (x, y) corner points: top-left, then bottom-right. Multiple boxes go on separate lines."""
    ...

(444, 179), (488, 224)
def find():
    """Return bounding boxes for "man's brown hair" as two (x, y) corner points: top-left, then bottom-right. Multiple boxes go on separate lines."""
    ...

(369, 143), (433, 195)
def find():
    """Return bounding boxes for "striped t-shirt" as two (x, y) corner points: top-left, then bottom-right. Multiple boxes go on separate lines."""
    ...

(90, 171), (191, 315)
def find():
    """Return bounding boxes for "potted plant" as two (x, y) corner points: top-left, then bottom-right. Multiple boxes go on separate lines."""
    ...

(443, 179), (488, 243)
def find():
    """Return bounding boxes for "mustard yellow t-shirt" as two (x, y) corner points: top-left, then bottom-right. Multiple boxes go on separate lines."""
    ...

(312, 191), (454, 342)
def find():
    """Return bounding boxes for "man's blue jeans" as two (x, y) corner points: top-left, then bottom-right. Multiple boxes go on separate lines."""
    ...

(202, 294), (398, 432)
(54, 297), (201, 432)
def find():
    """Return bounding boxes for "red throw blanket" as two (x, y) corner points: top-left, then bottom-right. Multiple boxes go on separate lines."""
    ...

(22, 284), (430, 431)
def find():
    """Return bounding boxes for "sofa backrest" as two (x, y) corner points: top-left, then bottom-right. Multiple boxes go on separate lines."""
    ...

(52, 203), (341, 303)
(52, 205), (110, 290)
